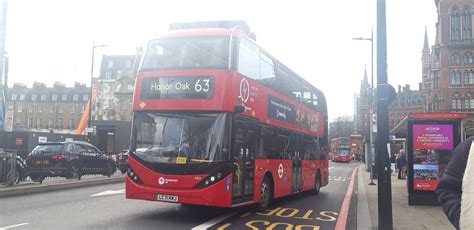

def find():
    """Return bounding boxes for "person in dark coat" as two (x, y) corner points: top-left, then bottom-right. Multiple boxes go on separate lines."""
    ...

(436, 136), (474, 229)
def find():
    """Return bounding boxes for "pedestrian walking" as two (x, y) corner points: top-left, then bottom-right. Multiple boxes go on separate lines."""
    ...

(397, 150), (406, 179)
(390, 153), (396, 176)
(436, 136), (474, 229)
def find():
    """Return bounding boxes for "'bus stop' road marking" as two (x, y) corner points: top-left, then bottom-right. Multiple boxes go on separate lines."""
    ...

(0, 223), (29, 229)
(192, 212), (237, 230)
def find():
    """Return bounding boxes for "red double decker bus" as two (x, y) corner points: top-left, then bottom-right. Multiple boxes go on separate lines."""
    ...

(126, 21), (329, 210)
(330, 137), (351, 163)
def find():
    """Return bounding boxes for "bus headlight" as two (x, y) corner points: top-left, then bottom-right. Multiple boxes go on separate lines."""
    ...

(127, 167), (143, 184)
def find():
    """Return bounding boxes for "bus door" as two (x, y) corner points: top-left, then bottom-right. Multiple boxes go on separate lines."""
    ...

(232, 116), (258, 203)
(291, 134), (302, 193)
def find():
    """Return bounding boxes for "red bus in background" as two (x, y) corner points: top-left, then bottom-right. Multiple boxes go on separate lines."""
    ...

(126, 21), (329, 211)
(330, 137), (351, 163)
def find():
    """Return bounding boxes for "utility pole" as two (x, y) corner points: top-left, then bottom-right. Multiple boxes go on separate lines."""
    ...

(0, 0), (7, 131)
(376, 0), (396, 229)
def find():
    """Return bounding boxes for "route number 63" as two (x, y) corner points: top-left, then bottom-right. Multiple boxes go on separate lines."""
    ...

(195, 79), (210, 92)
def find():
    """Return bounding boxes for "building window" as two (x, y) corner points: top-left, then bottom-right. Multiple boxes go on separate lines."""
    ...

(57, 118), (63, 129)
(52, 94), (58, 101)
(17, 105), (22, 113)
(19, 94), (25, 101)
(462, 10), (472, 39)
(451, 70), (462, 86)
(450, 9), (461, 41)
(31, 94), (37, 101)
(27, 118), (33, 128)
(432, 72), (440, 89)
(451, 93), (462, 110)
(73, 94), (79, 101)
(105, 71), (112, 79)
(451, 53), (461, 64)
(41, 94), (46, 101)
(11, 94), (17, 101)
(71, 105), (76, 113)
(464, 70), (474, 85)
(120, 100), (129, 110)
(125, 61), (132, 69)
(49, 105), (55, 113)
(465, 93), (474, 110)
(80, 105), (85, 113)
(37, 105), (43, 113)
(48, 118), (54, 129)
(107, 60), (114, 68)
(28, 106), (33, 113)
(83, 94), (89, 101)
(37, 119), (42, 129)
(16, 117), (21, 125)
(69, 119), (76, 129)
(58, 105), (64, 113)
(62, 94), (68, 101)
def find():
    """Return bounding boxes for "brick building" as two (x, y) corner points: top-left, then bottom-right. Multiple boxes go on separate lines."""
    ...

(389, 84), (423, 130)
(5, 81), (90, 133)
(422, 0), (474, 135)
(358, 68), (371, 138)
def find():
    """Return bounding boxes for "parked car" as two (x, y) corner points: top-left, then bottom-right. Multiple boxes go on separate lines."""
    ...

(116, 150), (129, 174)
(25, 141), (116, 183)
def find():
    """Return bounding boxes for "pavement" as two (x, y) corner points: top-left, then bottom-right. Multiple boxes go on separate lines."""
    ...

(0, 174), (125, 198)
(359, 164), (454, 230)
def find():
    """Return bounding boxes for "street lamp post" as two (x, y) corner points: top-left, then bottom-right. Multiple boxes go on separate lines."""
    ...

(88, 41), (107, 140)
(353, 29), (375, 184)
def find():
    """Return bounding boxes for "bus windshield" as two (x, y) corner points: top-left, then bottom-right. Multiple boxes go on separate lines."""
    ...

(133, 112), (229, 163)
(336, 149), (350, 157)
(142, 36), (229, 71)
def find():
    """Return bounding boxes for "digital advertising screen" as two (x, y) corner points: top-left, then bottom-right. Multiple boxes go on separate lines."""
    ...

(411, 124), (454, 191)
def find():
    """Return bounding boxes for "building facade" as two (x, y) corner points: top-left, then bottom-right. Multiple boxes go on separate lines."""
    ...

(358, 68), (371, 138)
(353, 93), (361, 132)
(91, 54), (138, 154)
(6, 82), (90, 134)
(389, 84), (423, 130)
(422, 0), (474, 135)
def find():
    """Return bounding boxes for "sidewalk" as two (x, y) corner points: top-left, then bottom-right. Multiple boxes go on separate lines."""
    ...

(0, 174), (125, 198)
(359, 166), (453, 230)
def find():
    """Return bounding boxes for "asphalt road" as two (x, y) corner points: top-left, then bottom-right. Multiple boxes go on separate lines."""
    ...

(0, 162), (361, 230)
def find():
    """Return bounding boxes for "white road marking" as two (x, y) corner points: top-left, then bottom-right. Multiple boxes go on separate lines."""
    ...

(90, 189), (125, 197)
(329, 167), (334, 169)
(0, 223), (29, 229)
(192, 212), (237, 230)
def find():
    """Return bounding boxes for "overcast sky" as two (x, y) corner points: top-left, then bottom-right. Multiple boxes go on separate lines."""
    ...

(4, 0), (437, 120)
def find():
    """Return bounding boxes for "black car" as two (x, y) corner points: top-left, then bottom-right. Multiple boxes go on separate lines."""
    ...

(25, 141), (116, 183)
(116, 150), (129, 174)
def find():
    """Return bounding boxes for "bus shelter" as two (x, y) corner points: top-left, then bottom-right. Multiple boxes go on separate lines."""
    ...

(402, 113), (466, 206)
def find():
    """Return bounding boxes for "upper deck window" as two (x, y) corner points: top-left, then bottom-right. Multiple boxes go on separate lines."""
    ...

(142, 36), (229, 71)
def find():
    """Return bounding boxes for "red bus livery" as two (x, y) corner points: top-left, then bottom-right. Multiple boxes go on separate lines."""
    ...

(330, 137), (351, 163)
(126, 21), (329, 210)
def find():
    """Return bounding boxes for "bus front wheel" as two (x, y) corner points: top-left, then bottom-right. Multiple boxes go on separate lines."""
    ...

(313, 171), (321, 195)
(258, 176), (272, 212)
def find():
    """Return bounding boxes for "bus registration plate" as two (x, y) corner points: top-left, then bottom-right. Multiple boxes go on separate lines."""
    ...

(156, 194), (178, 202)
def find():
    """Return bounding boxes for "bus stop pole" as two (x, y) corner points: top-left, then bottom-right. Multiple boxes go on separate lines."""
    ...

(376, 0), (393, 229)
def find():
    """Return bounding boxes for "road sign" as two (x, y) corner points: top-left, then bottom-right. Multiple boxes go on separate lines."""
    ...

(15, 138), (23, 145)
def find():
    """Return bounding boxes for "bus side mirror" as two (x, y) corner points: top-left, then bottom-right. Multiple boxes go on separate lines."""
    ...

(234, 104), (245, 113)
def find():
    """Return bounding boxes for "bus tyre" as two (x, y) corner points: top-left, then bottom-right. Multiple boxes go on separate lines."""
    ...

(313, 171), (321, 195)
(258, 176), (272, 212)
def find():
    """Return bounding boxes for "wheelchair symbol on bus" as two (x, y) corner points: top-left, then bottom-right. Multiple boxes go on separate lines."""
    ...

(278, 163), (284, 179)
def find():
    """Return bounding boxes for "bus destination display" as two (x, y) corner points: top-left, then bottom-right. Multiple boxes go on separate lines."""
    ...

(141, 76), (214, 100)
